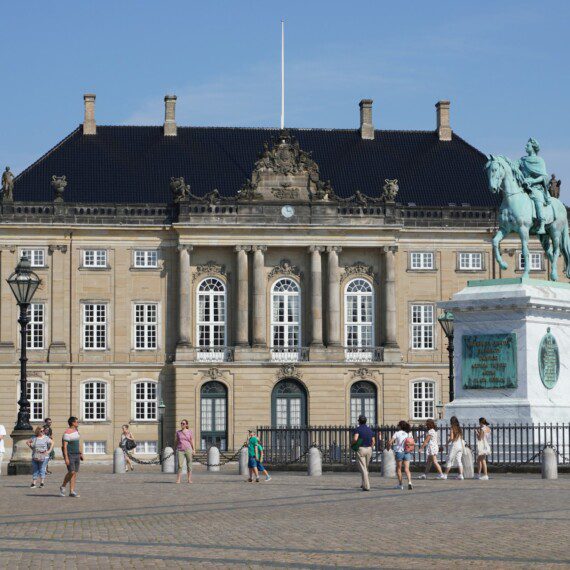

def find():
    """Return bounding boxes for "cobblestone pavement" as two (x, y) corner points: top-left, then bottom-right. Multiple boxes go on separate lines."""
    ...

(1, 463), (569, 569)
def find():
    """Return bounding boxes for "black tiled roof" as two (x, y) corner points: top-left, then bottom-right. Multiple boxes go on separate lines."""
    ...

(14, 126), (495, 206)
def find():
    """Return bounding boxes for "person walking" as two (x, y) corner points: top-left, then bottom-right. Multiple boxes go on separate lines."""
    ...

(476, 417), (491, 480)
(0, 422), (5, 476)
(119, 424), (135, 472)
(388, 421), (414, 490)
(175, 420), (195, 484)
(247, 431), (271, 482)
(27, 426), (53, 488)
(418, 419), (445, 479)
(444, 422), (465, 480)
(352, 415), (375, 491)
(60, 416), (82, 497)
(42, 418), (54, 475)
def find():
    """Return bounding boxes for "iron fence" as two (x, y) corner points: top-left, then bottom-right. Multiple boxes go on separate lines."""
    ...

(256, 424), (570, 467)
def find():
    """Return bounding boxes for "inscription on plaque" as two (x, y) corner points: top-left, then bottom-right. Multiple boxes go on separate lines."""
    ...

(462, 333), (517, 389)
(538, 327), (559, 390)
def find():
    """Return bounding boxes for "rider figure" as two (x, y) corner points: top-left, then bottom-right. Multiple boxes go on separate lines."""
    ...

(517, 138), (551, 235)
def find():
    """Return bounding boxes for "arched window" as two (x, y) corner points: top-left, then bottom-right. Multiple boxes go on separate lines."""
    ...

(271, 278), (301, 361)
(350, 381), (377, 425)
(133, 381), (157, 421)
(82, 381), (107, 421)
(26, 380), (45, 422)
(201, 381), (227, 451)
(344, 278), (374, 361)
(272, 379), (307, 427)
(411, 380), (435, 420)
(197, 278), (226, 357)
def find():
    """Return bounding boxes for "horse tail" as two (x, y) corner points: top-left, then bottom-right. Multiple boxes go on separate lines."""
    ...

(561, 218), (570, 279)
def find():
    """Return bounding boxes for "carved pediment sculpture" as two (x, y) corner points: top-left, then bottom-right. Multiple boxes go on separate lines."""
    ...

(382, 179), (399, 202)
(51, 175), (67, 202)
(236, 179), (262, 201)
(314, 179), (337, 201)
(352, 367), (371, 380)
(276, 364), (302, 381)
(268, 259), (302, 280)
(342, 262), (375, 282)
(170, 176), (190, 203)
(193, 261), (227, 282)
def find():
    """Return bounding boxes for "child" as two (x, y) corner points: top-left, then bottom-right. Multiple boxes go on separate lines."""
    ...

(476, 417), (491, 480)
(388, 421), (414, 490)
(247, 431), (271, 483)
(418, 419), (445, 479)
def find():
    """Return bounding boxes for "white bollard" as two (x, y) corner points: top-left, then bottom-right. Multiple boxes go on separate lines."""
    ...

(239, 447), (249, 476)
(208, 446), (220, 472)
(542, 446), (558, 480)
(307, 447), (322, 477)
(461, 446), (475, 479)
(381, 449), (396, 478)
(113, 447), (125, 474)
(162, 446), (175, 474)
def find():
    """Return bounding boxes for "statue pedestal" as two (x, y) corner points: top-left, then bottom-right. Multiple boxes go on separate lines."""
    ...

(7, 429), (34, 475)
(439, 278), (570, 424)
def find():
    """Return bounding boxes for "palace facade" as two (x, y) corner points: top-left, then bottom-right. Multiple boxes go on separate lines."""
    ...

(0, 95), (554, 456)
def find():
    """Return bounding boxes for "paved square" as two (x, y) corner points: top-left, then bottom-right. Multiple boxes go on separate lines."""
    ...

(1, 464), (569, 568)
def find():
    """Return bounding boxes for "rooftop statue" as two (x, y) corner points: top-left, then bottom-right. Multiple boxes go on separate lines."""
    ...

(485, 139), (570, 281)
(1, 166), (14, 201)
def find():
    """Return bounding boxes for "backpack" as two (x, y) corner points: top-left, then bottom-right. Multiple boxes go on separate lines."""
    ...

(403, 433), (415, 453)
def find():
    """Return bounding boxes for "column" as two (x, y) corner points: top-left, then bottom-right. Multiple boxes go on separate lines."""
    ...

(235, 245), (250, 346)
(177, 244), (193, 348)
(382, 245), (399, 348)
(48, 245), (68, 360)
(309, 246), (324, 346)
(327, 246), (342, 346)
(252, 245), (267, 347)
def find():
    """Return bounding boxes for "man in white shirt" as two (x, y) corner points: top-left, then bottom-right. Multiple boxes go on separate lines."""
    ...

(0, 424), (6, 476)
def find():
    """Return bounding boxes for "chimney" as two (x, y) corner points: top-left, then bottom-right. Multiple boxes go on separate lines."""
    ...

(436, 100), (452, 141)
(359, 99), (374, 140)
(164, 95), (177, 136)
(83, 94), (96, 135)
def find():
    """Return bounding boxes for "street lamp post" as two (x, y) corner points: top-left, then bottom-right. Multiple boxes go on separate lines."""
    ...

(158, 398), (166, 453)
(6, 256), (42, 475)
(438, 310), (455, 405)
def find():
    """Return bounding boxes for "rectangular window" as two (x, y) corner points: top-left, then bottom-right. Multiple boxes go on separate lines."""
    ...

(135, 441), (158, 454)
(134, 381), (157, 421)
(411, 304), (434, 349)
(134, 303), (158, 349)
(26, 381), (45, 422)
(26, 303), (45, 349)
(83, 441), (106, 454)
(82, 304), (107, 350)
(519, 252), (542, 271)
(458, 252), (483, 270)
(83, 381), (107, 421)
(410, 252), (434, 270)
(134, 250), (158, 268)
(83, 249), (107, 268)
(412, 381), (435, 420)
(20, 249), (45, 268)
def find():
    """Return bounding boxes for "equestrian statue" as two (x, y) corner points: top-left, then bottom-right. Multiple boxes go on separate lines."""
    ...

(485, 138), (569, 281)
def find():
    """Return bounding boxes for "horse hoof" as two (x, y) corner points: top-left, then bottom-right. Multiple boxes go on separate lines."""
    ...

(551, 273), (558, 282)
(500, 262), (508, 270)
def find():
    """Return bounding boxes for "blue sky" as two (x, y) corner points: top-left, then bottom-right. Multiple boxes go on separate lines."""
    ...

(1, 1), (568, 199)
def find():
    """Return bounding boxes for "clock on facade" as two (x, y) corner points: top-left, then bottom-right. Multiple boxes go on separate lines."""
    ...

(281, 205), (295, 218)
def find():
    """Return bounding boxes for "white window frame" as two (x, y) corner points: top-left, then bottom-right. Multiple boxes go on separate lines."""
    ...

(82, 303), (108, 350)
(83, 441), (107, 454)
(518, 251), (542, 271)
(82, 249), (108, 268)
(135, 440), (158, 454)
(411, 304), (434, 350)
(82, 380), (108, 421)
(411, 380), (436, 420)
(132, 380), (158, 422)
(133, 303), (159, 350)
(26, 302), (45, 350)
(270, 278), (301, 361)
(344, 278), (374, 361)
(458, 252), (483, 271)
(18, 380), (46, 422)
(196, 278), (227, 352)
(20, 248), (46, 268)
(133, 250), (158, 268)
(410, 252), (434, 270)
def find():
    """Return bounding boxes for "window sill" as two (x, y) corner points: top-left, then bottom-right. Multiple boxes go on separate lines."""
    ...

(406, 269), (438, 273)
(78, 266), (112, 271)
(455, 269), (485, 273)
(80, 420), (112, 425)
(129, 420), (159, 425)
(129, 267), (160, 272)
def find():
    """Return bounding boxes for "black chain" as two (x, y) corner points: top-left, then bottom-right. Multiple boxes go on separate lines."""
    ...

(192, 446), (245, 468)
(124, 448), (175, 465)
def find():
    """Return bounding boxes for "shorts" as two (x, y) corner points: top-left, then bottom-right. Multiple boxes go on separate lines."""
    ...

(248, 457), (265, 471)
(66, 454), (81, 473)
(395, 451), (413, 462)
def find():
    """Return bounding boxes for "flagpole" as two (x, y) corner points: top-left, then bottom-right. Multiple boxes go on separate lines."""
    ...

(281, 19), (285, 130)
